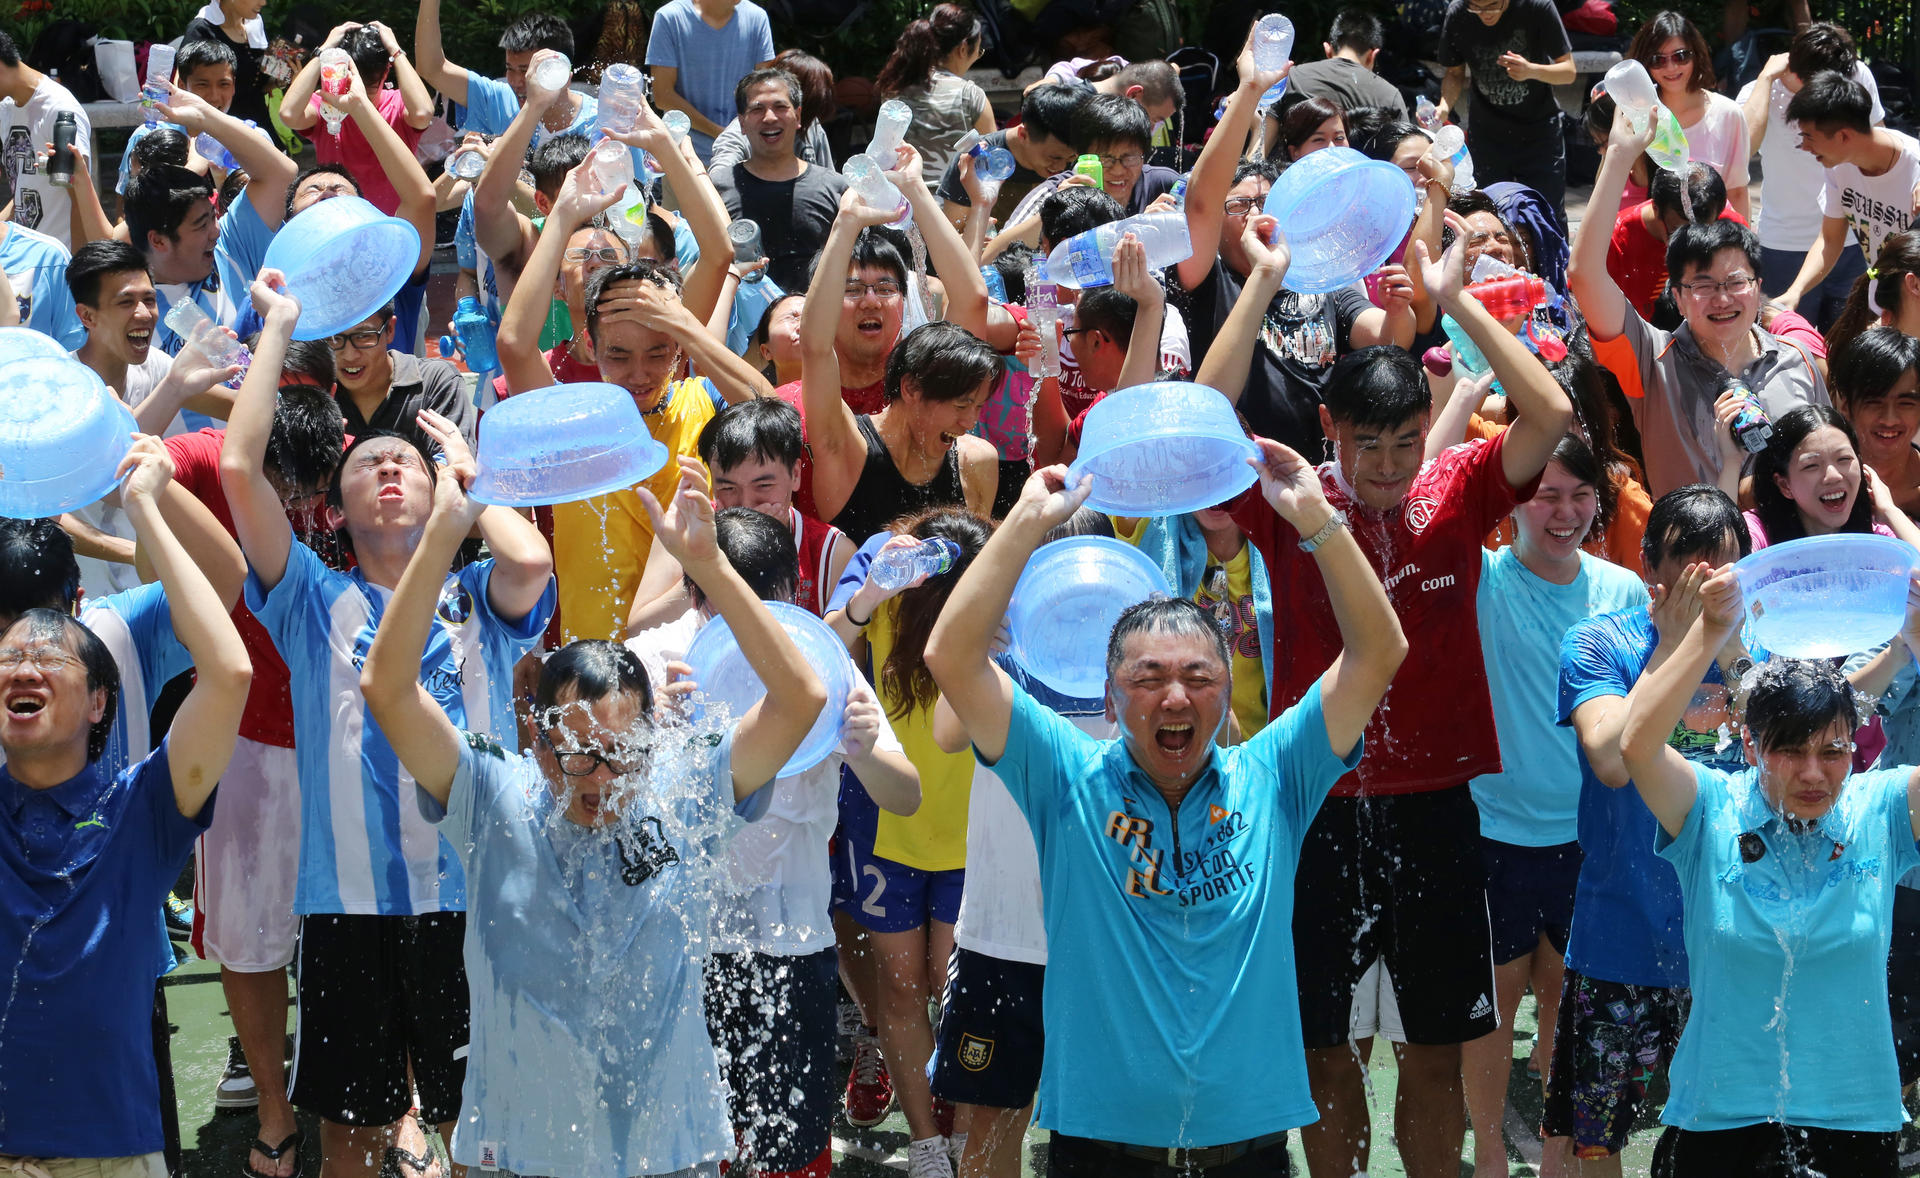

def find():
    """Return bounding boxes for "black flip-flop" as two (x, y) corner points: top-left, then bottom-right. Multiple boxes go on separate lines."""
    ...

(242, 1131), (302, 1178)
(379, 1144), (439, 1178)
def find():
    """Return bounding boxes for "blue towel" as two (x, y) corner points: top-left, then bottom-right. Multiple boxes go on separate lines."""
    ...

(1131, 513), (1275, 703)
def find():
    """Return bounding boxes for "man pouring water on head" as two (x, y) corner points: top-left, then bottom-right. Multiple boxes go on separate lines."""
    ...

(923, 447), (1407, 1176)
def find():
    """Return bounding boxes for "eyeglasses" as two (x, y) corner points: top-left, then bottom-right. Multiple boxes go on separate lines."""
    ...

(844, 280), (904, 301)
(327, 322), (389, 351)
(1061, 326), (1100, 341)
(565, 246), (627, 264)
(537, 724), (650, 778)
(1647, 48), (1694, 68)
(1097, 152), (1146, 169)
(1223, 195), (1262, 217)
(0, 647), (79, 673)
(1679, 273), (1755, 299)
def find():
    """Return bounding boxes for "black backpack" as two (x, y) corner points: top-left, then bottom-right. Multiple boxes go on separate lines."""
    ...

(30, 19), (107, 103)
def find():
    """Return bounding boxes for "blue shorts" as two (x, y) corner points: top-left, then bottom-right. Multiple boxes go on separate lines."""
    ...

(831, 766), (964, 932)
(1481, 837), (1582, 962)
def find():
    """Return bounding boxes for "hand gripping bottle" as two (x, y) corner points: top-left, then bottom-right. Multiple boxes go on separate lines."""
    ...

(142, 43), (177, 126)
(728, 219), (766, 283)
(1724, 377), (1772, 453)
(317, 49), (352, 136)
(1596, 60), (1688, 173)
(164, 299), (251, 389)
(1252, 14), (1294, 112)
(1431, 124), (1474, 195)
(452, 296), (500, 375)
(956, 130), (1015, 183)
(596, 63), (656, 177)
(531, 53), (571, 93)
(1043, 210), (1193, 290)
(868, 537), (961, 591)
(844, 154), (911, 224)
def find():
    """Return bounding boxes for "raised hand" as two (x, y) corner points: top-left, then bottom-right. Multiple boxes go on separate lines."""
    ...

(1414, 211), (1471, 309)
(417, 408), (487, 528)
(841, 680), (884, 761)
(1110, 233), (1163, 307)
(1649, 560), (1710, 645)
(838, 185), (905, 229)
(1698, 564), (1743, 634)
(250, 269), (302, 323)
(637, 457), (720, 567)
(116, 433), (176, 503)
(551, 155), (624, 227)
(1242, 212), (1290, 279)
(1022, 463), (1096, 532)
(1249, 436), (1328, 530)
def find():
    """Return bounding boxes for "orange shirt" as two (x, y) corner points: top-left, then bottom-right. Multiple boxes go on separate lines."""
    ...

(1468, 415), (1650, 576)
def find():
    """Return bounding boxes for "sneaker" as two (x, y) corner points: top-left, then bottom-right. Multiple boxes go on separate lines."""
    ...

(835, 1000), (863, 1065)
(906, 1137), (953, 1178)
(843, 1030), (894, 1127)
(164, 892), (193, 941)
(214, 1036), (259, 1109)
(946, 1131), (967, 1169)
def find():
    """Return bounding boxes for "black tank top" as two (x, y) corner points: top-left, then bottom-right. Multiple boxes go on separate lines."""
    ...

(830, 414), (969, 544)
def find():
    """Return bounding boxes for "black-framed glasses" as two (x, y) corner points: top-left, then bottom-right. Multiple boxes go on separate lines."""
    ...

(843, 280), (904, 301)
(536, 724), (649, 778)
(327, 320), (390, 351)
(1223, 195), (1261, 217)
(1061, 326), (1099, 340)
(1097, 152), (1146, 169)
(1647, 48), (1693, 68)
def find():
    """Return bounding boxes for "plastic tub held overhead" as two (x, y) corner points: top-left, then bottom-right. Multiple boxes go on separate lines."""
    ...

(1067, 381), (1259, 517)
(263, 194), (422, 342)
(1734, 533), (1919, 659)
(0, 355), (138, 519)
(1262, 146), (1417, 294)
(470, 382), (669, 507)
(1007, 536), (1172, 699)
(683, 601), (855, 777)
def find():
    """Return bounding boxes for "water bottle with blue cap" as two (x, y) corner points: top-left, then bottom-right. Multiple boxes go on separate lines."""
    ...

(955, 130), (1015, 184)
(1043, 210), (1192, 290)
(452, 296), (499, 374)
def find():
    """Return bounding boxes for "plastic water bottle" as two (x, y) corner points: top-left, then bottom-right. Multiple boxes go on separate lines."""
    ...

(844, 154), (910, 224)
(531, 52), (571, 93)
(981, 264), (1008, 302)
(317, 49), (351, 136)
(1598, 59), (1658, 133)
(448, 147), (486, 180)
(596, 63), (655, 176)
(592, 141), (648, 245)
(956, 130), (1015, 183)
(728, 219), (765, 283)
(1647, 104), (1690, 174)
(1170, 174), (1188, 208)
(164, 299), (251, 389)
(1043, 210), (1193, 290)
(1725, 377), (1772, 453)
(1441, 313), (1502, 395)
(868, 536), (961, 591)
(663, 109), (690, 147)
(1431, 124), (1475, 194)
(452, 296), (499, 374)
(142, 43), (176, 125)
(1025, 264), (1062, 378)
(869, 99), (912, 165)
(1252, 14), (1294, 111)
(194, 130), (242, 171)
(1415, 95), (1440, 132)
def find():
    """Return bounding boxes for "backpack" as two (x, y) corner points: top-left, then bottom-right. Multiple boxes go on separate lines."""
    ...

(30, 19), (107, 103)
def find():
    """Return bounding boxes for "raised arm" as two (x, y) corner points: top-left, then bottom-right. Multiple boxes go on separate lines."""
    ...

(640, 459), (829, 796)
(1424, 370), (1495, 462)
(1109, 234), (1166, 392)
(611, 114), (732, 324)
(1777, 215), (1848, 313)
(1193, 214), (1287, 404)
(802, 191), (901, 521)
(889, 145), (992, 338)
(1179, 29), (1287, 293)
(412, 0), (472, 105)
(367, 21), (436, 128)
(120, 437), (251, 818)
(327, 60), (437, 277)
(496, 158), (617, 394)
(593, 277), (773, 404)
(842, 679), (920, 814)
(472, 50), (568, 268)
(1568, 105), (1655, 340)
(161, 83), (297, 232)
(416, 409), (553, 622)
(1620, 563), (1742, 835)
(1743, 56), (1786, 152)
(218, 273), (303, 590)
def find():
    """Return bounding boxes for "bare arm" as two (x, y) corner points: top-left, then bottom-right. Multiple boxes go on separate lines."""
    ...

(1424, 371), (1493, 463)
(1109, 235), (1166, 392)
(133, 482), (248, 612)
(328, 64), (437, 276)
(1620, 564), (1739, 835)
(891, 146), (991, 338)
(413, 0), (472, 104)
(615, 124), (732, 325)
(369, 22), (437, 128)
(1570, 108), (1656, 340)
(1439, 65), (1466, 125)
(57, 513), (136, 566)
(650, 66), (725, 139)
(218, 274), (301, 590)
(1179, 30), (1286, 293)
(1779, 216), (1848, 311)
(1742, 56), (1787, 152)
(473, 52), (567, 268)
(1192, 214), (1286, 404)
(841, 682), (920, 815)
(496, 157), (617, 394)
(802, 193), (898, 522)
(162, 83), (297, 231)
(415, 410), (553, 621)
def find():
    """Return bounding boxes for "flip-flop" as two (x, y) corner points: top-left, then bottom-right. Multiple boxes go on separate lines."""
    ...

(380, 1144), (439, 1178)
(242, 1131), (302, 1178)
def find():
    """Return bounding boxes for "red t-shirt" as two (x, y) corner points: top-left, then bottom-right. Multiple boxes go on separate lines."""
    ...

(775, 376), (887, 519)
(1232, 432), (1536, 796)
(303, 86), (424, 216)
(1607, 200), (1748, 319)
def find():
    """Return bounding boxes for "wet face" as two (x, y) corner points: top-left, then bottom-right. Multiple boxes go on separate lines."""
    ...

(560, 227), (627, 306)
(1290, 114), (1347, 161)
(1389, 134), (1429, 190)
(1675, 248), (1761, 348)
(1645, 537), (1743, 595)
(1069, 323), (1125, 392)
(1461, 210), (1517, 271)
(81, 269), (159, 366)
(154, 197), (220, 283)
(711, 455), (801, 519)
(534, 692), (651, 827)
(835, 265), (906, 367)
(182, 64), (236, 112)
(594, 310), (680, 412)
(759, 297), (804, 373)
(1089, 139), (1148, 203)
(1846, 370), (1920, 462)
(1775, 424), (1860, 534)
(1515, 459), (1598, 562)
(1107, 629), (1230, 790)
(502, 49), (536, 101)
(0, 623), (106, 768)
(328, 313), (395, 394)
(1220, 175), (1272, 278)
(335, 436), (435, 534)
(1329, 412), (1427, 512)
(740, 80), (801, 163)
(289, 171), (358, 217)
(901, 378), (988, 450)
(1745, 715), (1853, 823)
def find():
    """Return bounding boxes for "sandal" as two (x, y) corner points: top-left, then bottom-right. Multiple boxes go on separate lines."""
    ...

(379, 1144), (440, 1178)
(242, 1131), (302, 1178)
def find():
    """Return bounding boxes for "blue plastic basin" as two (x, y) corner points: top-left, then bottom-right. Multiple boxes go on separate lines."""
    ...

(1262, 146), (1416, 294)
(263, 194), (422, 342)
(470, 382), (670, 506)
(683, 601), (854, 777)
(1735, 533), (1919, 659)
(1007, 536), (1172, 698)
(0, 355), (138, 519)
(1067, 382), (1258, 517)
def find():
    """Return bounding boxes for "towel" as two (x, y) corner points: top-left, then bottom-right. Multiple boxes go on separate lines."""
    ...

(195, 2), (268, 50)
(1133, 514), (1275, 703)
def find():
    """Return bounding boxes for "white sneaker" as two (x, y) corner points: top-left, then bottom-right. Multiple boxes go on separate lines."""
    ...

(214, 1036), (258, 1109)
(947, 1131), (967, 1169)
(907, 1136), (954, 1178)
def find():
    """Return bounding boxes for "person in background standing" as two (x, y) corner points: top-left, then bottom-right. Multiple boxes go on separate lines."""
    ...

(1628, 11), (1751, 222)
(183, 0), (278, 131)
(277, 22), (434, 217)
(1437, 0), (1575, 220)
(0, 31), (92, 252)
(648, 0), (777, 167)
(876, 3), (995, 188)
(1286, 9), (1412, 120)
(412, 0), (585, 139)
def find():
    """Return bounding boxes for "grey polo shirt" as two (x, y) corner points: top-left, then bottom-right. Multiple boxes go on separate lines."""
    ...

(1594, 307), (1828, 498)
(334, 350), (476, 445)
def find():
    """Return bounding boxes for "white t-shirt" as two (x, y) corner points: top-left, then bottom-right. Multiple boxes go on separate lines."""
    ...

(1680, 90), (1750, 192)
(0, 76), (93, 252)
(1739, 63), (1884, 250)
(1819, 129), (1920, 269)
(68, 349), (179, 603)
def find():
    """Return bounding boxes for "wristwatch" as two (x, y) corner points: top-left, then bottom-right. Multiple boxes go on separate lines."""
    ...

(1298, 509), (1350, 553)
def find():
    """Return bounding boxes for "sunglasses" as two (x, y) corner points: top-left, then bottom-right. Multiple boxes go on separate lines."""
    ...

(1647, 48), (1693, 68)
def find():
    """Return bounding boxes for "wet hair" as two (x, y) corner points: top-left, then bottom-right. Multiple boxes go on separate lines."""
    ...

(1665, 218), (1762, 285)
(1105, 597), (1230, 683)
(1231, 157), (1282, 190)
(1074, 286), (1141, 351)
(176, 37), (238, 84)
(1549, 430), (1602, 491)
(1445, 190), (1531, 272)
(884, 321), (1003, 404)
(584, 260), (684, 346)
(1073, 92), (1153, 154)
(66, 240), (150, 307)
(1039, 185), (1124, 248)
(267, 385), (348, 495)
(735, 68), (803, 116)
(1641, 484), (1751, 572)
(0, 611), (120, 762)
(124, 165), (216, 255)
(534, 639), (651, 721)
(1350, 117), (1427, 163)
(876, 4), (982, 96)
(1648, 161), (1727, 226)
(698, 396), (805, 473)
(284, 163), (361, 223)
(281, 337), (337, 388)
(749, 292), (804, 376)
(341, 26), (391, 89)
(130, 127), (191, 177)
(1750, 404), (1872, 543)
(1831, 326), (1920, 410)
(841, 226), (910, 288)
(1043, 506), (1115, 543)
(500, 12), (574, 57)
(880, 508), (992, 719)
(1784, 70), (1874, 136)
(1744, 658), (1858, 756)
(0, 519), (81, 620)
(687, 507), (798, 606)
(1328, 9), (1386, 53)
(1323, 346), (1426, 429)
(1629, 11), (1717, 93)
(529, 132), (591, 200)
(1019, 83), (1089, 148)
(1277, 96), (1345, 161)
(326, 428), (437, 515)
(774, 49), (838, 128)
(1788, 22), (1857, 83)
(1829, 231), (1920, 358)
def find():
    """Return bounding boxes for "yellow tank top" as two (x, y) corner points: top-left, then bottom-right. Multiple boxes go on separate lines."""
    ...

(868, 601), (973, 872)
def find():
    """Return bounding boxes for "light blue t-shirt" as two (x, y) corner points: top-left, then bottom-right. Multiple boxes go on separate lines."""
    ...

(0, 222), (83, 349)
(645, 0), (775, 164)
(153, 188), (276, 357)
(1473, 548), (1646, 846)
(246, 541), (555, 916)
(460, 71), (599, 143)
(1658, 763), (1920, 1132)
(985, 676), (1360, 1147)
(430, 728), (768, 1177)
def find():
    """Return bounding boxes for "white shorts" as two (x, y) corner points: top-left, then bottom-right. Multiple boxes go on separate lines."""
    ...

(193, 736), (301, 971)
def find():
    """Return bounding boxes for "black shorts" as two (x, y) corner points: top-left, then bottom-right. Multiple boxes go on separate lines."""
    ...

(289, 913), (469, 1126)
(1889, 886), (1920, 1086)
(1652, 1123), (1897, 1178)
(1294, 786), (1498, 1048)
(929, 947), (1044, 1109)
(704, 947), (837, 1172)
(1481, 838), (1582, 962)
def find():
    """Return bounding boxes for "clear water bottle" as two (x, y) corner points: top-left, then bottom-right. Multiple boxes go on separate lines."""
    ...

(447, 147), (486, 180)
(1432, 124), (1474, 194)
(869, 99), (912, 164)
(452, 296), (499, 374)
(317, 48), (351, 136)
(1414, 95), (1440, 132)
(728, 219), (766, 283)
(531, 52), (571, 93)
(142, 43), (176, 125)
(956, 130), (1015, 183)
(868, 536), (961, 591)
(1647, 104), (1691, 174)
(596, 63), (653, 176)
(844, 154), (910, 224)
(194, 130), (241, 171)
(1252, 14), (1294, 111)
(164, 299), (251, 389)
(1598, 59), (1658, 133)
(1043, 210), (1193, 290)
(663, 109), (690, 145)
(593, 141), (648, 244)
(1025, 265), (1062, 378)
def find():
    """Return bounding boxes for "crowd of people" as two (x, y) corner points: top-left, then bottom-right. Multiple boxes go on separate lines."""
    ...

(2, 1), (1920, 1177)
